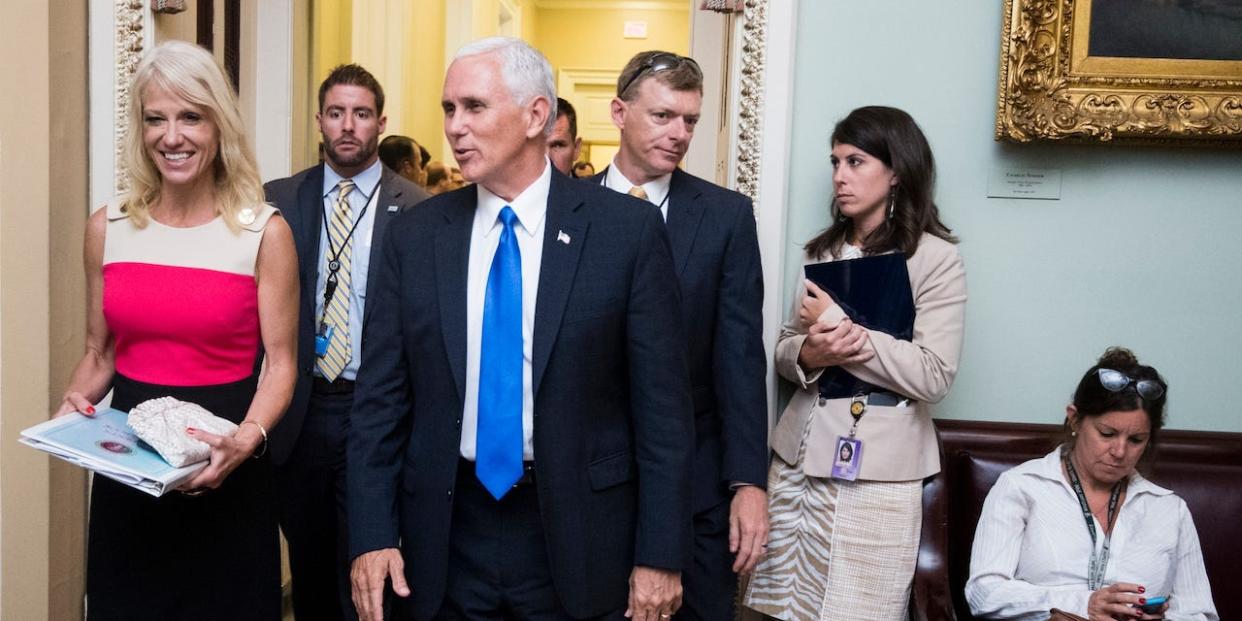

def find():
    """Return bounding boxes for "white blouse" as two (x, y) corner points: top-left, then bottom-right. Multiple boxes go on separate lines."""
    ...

(966, 448), (1218, 621)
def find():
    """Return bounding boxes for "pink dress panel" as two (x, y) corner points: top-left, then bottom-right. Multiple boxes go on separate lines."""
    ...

(103, 262), (260, 386)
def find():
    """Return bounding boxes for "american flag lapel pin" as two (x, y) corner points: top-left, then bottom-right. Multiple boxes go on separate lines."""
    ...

(557, 230), (571, 245)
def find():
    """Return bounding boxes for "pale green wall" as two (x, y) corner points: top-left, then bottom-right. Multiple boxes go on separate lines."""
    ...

(782, 2), (1242, 432)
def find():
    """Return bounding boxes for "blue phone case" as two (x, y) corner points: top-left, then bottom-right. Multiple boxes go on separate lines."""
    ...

(1140, 595), (1168, 613)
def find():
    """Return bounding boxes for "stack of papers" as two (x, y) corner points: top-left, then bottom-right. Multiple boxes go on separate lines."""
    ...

(20, 408), (204, 497)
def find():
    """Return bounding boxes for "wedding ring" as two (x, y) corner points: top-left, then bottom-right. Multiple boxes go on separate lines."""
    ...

(181, 488), (207, 497)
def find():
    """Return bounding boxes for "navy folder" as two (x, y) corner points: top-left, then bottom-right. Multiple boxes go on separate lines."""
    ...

(803, 253), (915, 400)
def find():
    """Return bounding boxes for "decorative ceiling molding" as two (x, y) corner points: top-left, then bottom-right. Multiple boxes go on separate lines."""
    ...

(557, 67), (622, 88)
(533, 1), (690, 12)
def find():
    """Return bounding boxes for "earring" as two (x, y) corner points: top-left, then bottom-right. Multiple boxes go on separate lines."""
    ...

(887, 187), (897, 219)
(1071, 431), (1077, 437)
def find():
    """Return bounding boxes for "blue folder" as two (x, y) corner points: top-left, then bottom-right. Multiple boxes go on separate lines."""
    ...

(803, 253), (915, 400)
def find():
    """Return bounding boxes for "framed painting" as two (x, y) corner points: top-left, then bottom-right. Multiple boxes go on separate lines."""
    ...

(996, 0), (1242, 146)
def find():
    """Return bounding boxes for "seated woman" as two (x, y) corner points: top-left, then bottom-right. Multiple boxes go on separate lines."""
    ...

(966, 347), (1218, 621)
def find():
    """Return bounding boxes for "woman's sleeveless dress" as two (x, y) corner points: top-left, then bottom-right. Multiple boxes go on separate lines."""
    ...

(86, 201), (281, 621)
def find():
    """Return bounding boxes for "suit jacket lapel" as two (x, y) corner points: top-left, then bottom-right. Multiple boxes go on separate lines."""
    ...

(532, 173), (587, 396)
(363, 168), (405, 328)
(664, 169), (703, 277)
(436, 193), (474, 403)
(296, 167), (326, 313)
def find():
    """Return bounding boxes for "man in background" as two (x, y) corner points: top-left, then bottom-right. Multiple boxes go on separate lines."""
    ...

(378, 134), (428, 188)
(425, 160), (452, 194)
(547, 96), (582, 175)
(265, 64), (428, 621)
(597, 49), (770, 621)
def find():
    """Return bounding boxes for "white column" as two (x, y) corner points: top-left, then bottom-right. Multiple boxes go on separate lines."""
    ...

(242, 0), (295, 182)
(90, 1), (154, 209)
(752, 0), (798, 425)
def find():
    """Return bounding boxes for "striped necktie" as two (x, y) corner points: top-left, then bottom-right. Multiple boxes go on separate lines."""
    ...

(317, 179), (355, 381)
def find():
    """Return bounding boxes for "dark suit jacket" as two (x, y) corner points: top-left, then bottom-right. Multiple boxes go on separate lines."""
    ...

(346, 172), (695, 620)
(264, 164), (429, 465)
(592, 168), (768, 511)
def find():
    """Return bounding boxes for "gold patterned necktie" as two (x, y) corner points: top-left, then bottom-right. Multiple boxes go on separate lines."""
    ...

(317, 179), (356, 381)
(628, 185), (649, 201)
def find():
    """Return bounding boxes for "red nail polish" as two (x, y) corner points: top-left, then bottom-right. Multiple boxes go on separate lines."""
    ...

(85, 406), (96, 414)
(1139, 598), (1146, 605)
(1138, 586), (1146, 593)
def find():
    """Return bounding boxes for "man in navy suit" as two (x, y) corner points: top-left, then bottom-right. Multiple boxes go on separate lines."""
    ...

(265, 64), (428, 621)
(594, 50), (769, 621)
(346, 37), (695, 621)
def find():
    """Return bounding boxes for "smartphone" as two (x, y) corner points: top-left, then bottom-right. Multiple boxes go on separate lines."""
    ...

(1139, 595), (1168, 614)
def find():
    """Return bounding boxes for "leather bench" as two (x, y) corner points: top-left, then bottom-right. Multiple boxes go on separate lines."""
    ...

(910, 419), (1242, 621)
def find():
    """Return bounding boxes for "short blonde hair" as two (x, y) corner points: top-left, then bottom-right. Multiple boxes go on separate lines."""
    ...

(120, 41), (263, 232)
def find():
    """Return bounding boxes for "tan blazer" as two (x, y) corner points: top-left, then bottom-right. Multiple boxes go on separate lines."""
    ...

(770, 233), (967, 481)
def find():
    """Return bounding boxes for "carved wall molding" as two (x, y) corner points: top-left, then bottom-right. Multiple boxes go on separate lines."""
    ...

(115, 0), (147, 193)
(735, 0), (766, 202)
(996, 0), (1242, 146)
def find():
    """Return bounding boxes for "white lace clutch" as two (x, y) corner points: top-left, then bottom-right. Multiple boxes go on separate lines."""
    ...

(127, 397), (238, 467)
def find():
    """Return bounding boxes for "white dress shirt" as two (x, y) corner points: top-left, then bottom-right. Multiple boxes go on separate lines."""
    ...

(966, 447), (1218, 621)
(459, 161), (552, 461)
(604, 159), (671, 221)
(315, 159), (382, 381)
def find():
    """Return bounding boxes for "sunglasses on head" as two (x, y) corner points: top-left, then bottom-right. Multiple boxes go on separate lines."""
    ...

(618, 53), (702, 98)
(1097, 368), (1165, 401)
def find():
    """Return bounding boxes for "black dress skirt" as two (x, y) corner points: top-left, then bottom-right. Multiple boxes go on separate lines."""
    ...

(85, 373), (280, 621)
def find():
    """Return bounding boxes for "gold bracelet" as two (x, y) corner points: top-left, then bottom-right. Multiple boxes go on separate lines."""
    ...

(239, 420), (268, 459)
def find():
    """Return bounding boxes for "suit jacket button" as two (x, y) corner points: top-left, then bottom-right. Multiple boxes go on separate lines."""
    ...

(455, 418), (462, 428)
(447, 489), (453, 499)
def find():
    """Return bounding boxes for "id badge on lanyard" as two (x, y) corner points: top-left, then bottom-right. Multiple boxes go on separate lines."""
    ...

(831, 396), (868, 481)
(315, 181), (378, 357)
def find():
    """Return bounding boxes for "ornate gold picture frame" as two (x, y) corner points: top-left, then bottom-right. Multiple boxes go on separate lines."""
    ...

(996, 0), (1242, 146)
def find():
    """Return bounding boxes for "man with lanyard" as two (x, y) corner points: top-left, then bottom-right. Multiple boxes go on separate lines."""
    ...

(592, 50), (770, 620)
(264, 64), (428, 621)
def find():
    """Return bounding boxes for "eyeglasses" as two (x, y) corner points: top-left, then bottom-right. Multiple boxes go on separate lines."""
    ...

(1097, 368), (1165, 401)
(617, 53), (702, 98)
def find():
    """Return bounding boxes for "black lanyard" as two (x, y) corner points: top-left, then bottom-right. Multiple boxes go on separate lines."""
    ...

(600, 174), (671, 213)
(319, 179), (379, 309)
(1064, 452), (1125, 590)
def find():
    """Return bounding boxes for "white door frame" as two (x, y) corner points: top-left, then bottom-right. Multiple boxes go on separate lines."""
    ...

(89, 1), (295, 196)
(730, 0), (799, 425)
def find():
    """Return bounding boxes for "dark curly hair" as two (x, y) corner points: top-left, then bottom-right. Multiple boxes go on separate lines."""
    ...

(318, 64), (385, 115)
(805, 106), (957, 259)
(1064, 346), (1168, 457)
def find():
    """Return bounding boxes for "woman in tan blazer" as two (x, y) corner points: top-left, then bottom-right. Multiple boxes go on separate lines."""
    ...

(745, 106), (966, 621)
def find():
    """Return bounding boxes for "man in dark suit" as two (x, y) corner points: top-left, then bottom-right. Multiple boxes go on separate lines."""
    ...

(347, 37), (694, 621)
(546, 97), (581, 176)
(265, 64), (428, 621)
(594, 50), (769, 621)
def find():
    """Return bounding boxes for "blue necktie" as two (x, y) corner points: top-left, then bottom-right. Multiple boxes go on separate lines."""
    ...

(476, 206), (524, 499)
